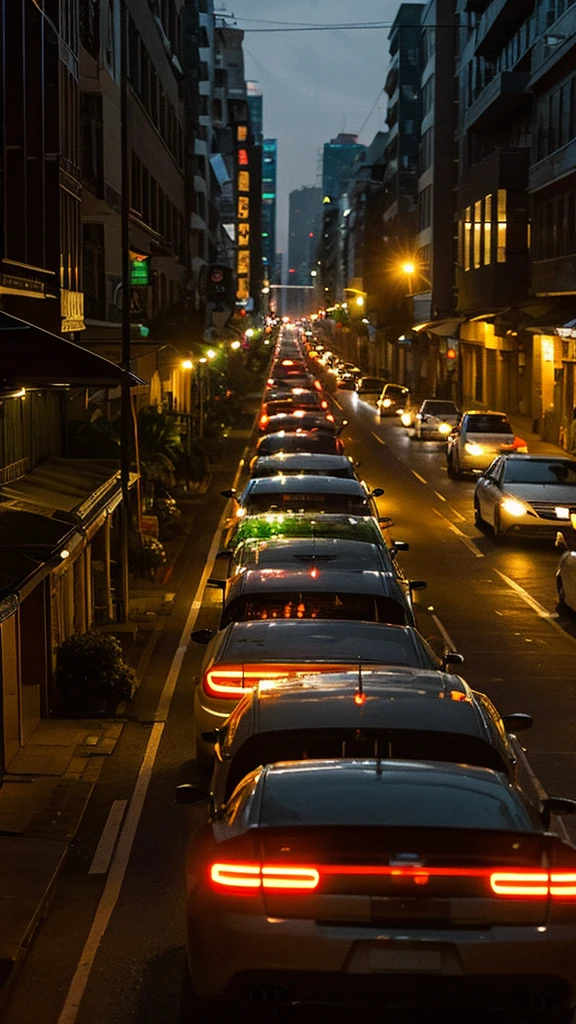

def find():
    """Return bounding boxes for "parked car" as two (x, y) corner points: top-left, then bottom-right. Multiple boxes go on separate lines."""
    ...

(226, 537), (398, 576)
(336, 371), (358, 391)
(377, 383), (410, 417)
(410, 398), (461, 439)
(355, 376), (387, 402)
(249, 452), (356, 480)
(179, 758), (576, 1016)
(556, 532), (576, 611)
(221, 511), (401, 557)
(258, 411), (337, 435)
(446, 410), (528, 477)
(190, 619), (462, 759)
(180, 670), (535, 809)
(474, 454), (576, 540)
(225, 476), (384, 517)
(252, 430), (346, 459)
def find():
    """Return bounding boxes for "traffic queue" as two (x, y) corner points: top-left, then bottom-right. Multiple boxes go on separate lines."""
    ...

(178, 323), (576, 1023)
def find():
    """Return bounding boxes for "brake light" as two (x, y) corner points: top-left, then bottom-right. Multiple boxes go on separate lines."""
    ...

(203, 666), (287, 698)
(211, 862), (320, 891)
(326, 413), (335, 422)
(313, 380), (322, 391)
(259, 414), (269, 427)
(320, 400), (328, 409)
(490, 871), (576, 897)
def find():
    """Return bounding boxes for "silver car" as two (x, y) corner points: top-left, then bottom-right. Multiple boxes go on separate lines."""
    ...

(412, 398), (460, 439)
(474, 454), (576, 540)
(447, 410), (528, 477)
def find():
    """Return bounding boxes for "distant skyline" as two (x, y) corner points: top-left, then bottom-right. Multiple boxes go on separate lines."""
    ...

(227, 0), (403, 256)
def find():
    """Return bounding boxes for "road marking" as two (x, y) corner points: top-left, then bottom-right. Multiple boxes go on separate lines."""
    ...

(371, 431), (385, 445)
(88, 801), (127, 875)
(430, 612), (457, 651)
(494, 569), (558, 620)
(411, 470), (428, 484)
(449, 506), (467, 522)
(433, 490), (447, 502)
(57, 455), (246, 1024)
(432, 508), (484, 558)
(333, 398), (343, 410)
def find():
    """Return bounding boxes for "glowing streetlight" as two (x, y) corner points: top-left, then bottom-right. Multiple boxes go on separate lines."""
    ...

(206, 349), (216, 360)
(181, 359), (193, 370)
(199, 357), (207, 364)
(245, 328), (255, 338)
(231, 340), (241, 350)
(355, 295), (365, 307)
(401, 261), (416, 276)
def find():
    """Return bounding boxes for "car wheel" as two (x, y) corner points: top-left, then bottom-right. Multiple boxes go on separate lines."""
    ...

(557, 574), (568, 610)
(493, 507), (505, 542)
(447, 451), (460, 478)
(473, 498), (484, 529)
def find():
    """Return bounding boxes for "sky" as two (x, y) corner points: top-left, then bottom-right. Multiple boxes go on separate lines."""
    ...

(222, 0), (403, 258)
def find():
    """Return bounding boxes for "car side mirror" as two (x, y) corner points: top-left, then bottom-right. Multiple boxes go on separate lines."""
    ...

(201, 728), (225, 744)
(409, 580), (427, 591)
(371, 487), (385, 498)
(555, 531), (569, 550)
(214, 549), (232, 560)
(220, 488), (237, 499)
(442, 651), (464, 670)
(207, 578), (227, 591)
(501, 712), (533, 734)
(541, 796), (576, 829)
(391, 540), (409, 553)
(190, 628), (216, 644)
(175, 781), (210, 805)
(336, 419), (349, 437)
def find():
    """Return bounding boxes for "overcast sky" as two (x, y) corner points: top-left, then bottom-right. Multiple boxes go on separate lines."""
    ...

(225, 0), (402, 257)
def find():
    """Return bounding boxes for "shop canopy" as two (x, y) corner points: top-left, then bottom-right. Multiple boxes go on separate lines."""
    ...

(0, 311), (145, 389)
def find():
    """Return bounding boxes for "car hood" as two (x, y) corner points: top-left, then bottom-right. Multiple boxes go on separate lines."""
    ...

(505, 483), (576, 504)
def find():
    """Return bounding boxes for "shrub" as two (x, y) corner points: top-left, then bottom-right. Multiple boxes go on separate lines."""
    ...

(56, 630), (134, 716)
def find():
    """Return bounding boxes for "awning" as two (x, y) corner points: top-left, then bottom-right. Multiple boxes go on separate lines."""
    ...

(0, 311), (145, 388)
(0, 457), (136, 523)
(413, 318), (464, 337)
(0, 506), (77, 601)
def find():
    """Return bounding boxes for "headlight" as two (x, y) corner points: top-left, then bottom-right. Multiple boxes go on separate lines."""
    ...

(401, 412), (412, 427)
(438, 422), (452, 435)
(464, 442), (484, 456)
(501, 497), (525, 517)
(235, 507), (247, 518)
(382, 398), (392, 407)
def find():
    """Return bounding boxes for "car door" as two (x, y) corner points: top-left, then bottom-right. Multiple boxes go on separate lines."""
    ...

(477, 458), (504, 524)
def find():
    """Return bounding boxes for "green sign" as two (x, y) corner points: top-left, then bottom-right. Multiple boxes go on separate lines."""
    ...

(130, 258), (150, 286)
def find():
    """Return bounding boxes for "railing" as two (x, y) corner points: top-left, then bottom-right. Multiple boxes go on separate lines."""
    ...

(0, 458), (30, 485)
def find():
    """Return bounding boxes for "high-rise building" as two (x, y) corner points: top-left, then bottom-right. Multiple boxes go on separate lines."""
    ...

(322, 134), (366, 201)
(262, 140), (278, 284)
(288, 186), (322, 315)
(247, 82), (263, 145)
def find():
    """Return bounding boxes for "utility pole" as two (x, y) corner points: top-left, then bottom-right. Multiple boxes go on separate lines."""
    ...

(119, 0), (131, 622)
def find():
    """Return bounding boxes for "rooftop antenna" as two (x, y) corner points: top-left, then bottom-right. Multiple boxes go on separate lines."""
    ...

(355, 659), (366, 705)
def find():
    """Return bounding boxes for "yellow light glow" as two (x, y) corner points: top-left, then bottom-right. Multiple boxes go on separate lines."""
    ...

(207, 349), (216, 360)
(355, 295), (364, 307)
(231, 340), (241, 350)
(402, 261), (416, 275)
(181, 359), (193, 370)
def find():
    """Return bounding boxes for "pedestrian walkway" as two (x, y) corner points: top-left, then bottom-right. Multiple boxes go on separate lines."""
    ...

(507, 412), (567, 458)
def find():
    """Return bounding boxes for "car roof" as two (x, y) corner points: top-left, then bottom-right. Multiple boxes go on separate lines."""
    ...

(229, 512), (385, 546)
(464, 409), (508, 417)
(251, 453), (352, 472)
(499, 453), (576, 463)
(215, 619), (435, 666)
(225, 567), (402, 600)
(243, 476), (365, 495)
(239, 672), (489, 738)
(233, 537), (392, 569)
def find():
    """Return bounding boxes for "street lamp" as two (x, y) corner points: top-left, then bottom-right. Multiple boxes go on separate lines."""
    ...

(231, 340), (241, 350)
(181, 359), (193, 370)
(206, 349), (216, 360)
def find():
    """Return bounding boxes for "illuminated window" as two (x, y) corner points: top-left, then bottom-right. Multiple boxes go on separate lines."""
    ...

(238, 171), (250, 192)
(474, 200), (482, 268)
(238, 148), (249, 167)
(497, 189), (507, 263)
(237, 125), (248, 141)
(464, 207), (472, 272)
(238, 195), (249, 219)
(238, 223), (250, 245)
(484, 194), (492, 265)
(237, 250), (250, 274)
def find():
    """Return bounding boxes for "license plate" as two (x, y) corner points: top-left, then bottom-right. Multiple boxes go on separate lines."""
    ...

(369, 949), (442, 972)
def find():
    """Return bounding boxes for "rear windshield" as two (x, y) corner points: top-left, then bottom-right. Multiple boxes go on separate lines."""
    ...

(225, 730), (508, 798)
(385, 385), (409, 396)
(503, 459), (576, 485)
(254, 466), (353, 479)
(232, 517), (382, 545)
(422, 401), (458, 416)
(222, 593), (407, 626)
(244, 494), (370, 515)
(260, 768), (533, 830)
(259, 436), (340, 455)
(466, 415), (512, 434)
(236, 544), (383, 569)
(361, 379), (385, 389)
(265, 401), (319, 416)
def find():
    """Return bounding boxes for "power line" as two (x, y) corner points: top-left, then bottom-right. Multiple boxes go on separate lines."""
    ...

(241, 24), (393, 33)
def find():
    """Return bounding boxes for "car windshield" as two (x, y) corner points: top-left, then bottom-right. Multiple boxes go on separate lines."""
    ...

(361, 379), (385, 389)
(225, 730), (508, 798)
(422, 401), (458, 416)
(260, 767), (533, 830)
(385, 386), (408, 396)
(244, 494), (370, 514)
(503, 459), (576, 485)
(222, 593), (407, 626)
(466, 415), (513, 434)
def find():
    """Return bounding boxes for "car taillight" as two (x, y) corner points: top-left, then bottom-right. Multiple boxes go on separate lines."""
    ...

(259, 414), (269, 427)
(211, 863), (320, 891)
(490, 871), (576, 897)
(326, 413), (335, 422)
(202, 667), (287, 698)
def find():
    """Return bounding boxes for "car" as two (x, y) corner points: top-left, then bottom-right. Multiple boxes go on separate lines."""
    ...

(190, 619), (462, 759)
(226, 537), (398, 576)
(179, 757), (576, 1016)
(181, 670), (535, 808)
(336, 371), (358, 390)
(249, 452), (356, 480)
(354, 376), (387, 401)
(556, 533), (576, 612)
(258, 411), (337, 435)
(210, 566), (422, 629)
(446, 410), (528, 477)
(377, 382), (411, 417)
(410, 398), (461, 439)
(221, 511), (400, 555)
(225, 476), (385, 517)
(474, 454), (576, 540)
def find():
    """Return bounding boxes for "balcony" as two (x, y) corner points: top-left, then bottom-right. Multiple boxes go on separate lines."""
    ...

(530, 5), (576, 87)
(530, 139), (576, 194)
(465, 71), (530, 131)
(475, 0), (535, 57)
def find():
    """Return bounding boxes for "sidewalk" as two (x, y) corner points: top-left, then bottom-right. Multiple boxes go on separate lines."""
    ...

(507, 412), (567, 457)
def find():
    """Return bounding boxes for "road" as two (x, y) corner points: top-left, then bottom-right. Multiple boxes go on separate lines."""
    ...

(4, 395), (576, 1024)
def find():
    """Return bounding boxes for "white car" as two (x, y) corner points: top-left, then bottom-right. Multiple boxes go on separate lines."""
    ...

(474, 454), (576, 540)
(447, 410), (527, 477)
(556, 533), (576, 611)
(411, 399), (460, 439)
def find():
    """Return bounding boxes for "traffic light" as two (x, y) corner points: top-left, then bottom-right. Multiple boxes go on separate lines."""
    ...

(207, 264), (233, 303)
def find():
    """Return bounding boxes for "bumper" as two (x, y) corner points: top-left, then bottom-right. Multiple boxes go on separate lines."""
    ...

(459, 450), (501, 472)
(499, 514), (571, 539)
(193, 687), (238, 760)
(186, 910), (576, 1008)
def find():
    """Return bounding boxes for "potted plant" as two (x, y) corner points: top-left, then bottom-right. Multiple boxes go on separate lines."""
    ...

(55, 630), (135, 717)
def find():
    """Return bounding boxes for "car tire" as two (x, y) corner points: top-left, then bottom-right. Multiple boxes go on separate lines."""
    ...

(493, 507), (505, 542)
(473, 498), (484, 529)
(447, 451), (459, 478)
(557, 574), (568, 610)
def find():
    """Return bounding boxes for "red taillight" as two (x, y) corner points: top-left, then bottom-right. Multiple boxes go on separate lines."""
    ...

(490, 871), (576, 897)
(313, 379), (322, 391)
(211, 862), (320, 891)
(203, 666), (287, 699)
(326, 413), (335, 422)
(320, 400), (328, 409)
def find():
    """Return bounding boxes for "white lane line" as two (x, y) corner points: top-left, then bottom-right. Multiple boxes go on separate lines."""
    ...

(411, 470), (428, 485)
(432, 508), (484, 558)
(371, 431), (385, 445)
(333, 398), (343, 411)
(494, 569), (558, 620)
(57, 455), (246, 1024)
(449, 506), (467, 522)
(430, 612), (457, 651)
(433, 490), (447, 502)
(88, 801), (127, 876)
